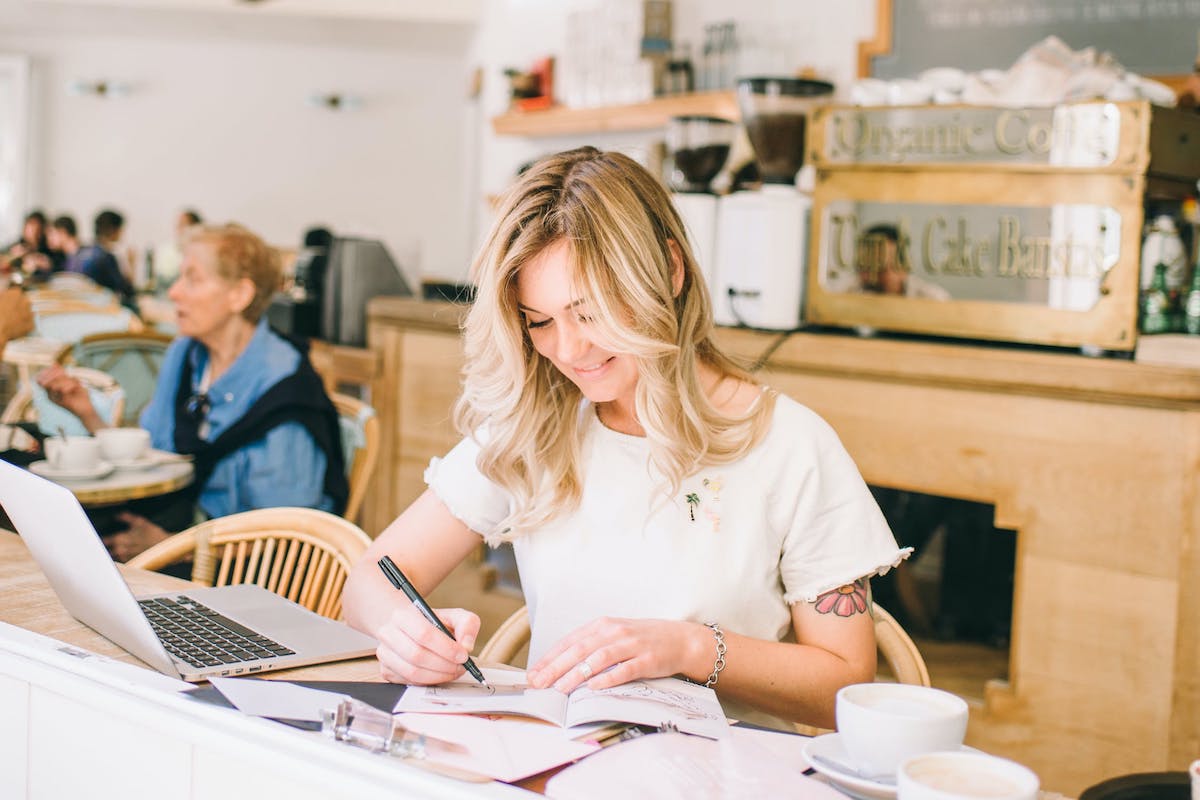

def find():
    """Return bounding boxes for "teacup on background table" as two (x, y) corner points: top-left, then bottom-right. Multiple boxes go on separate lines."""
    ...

(95, 427), (151, 465)
(898, 751), (1039, 800)
(43, 436), (101, 471)
(836, 683), (970, 778)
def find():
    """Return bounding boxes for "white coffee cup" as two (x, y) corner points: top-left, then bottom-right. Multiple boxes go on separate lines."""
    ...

(44, 436), (101, 471)
(898, 751), (1039, 800)
(836, 683), (970, 777)
(95, 427), (151, 463)
(1189, 758), (1199, 800)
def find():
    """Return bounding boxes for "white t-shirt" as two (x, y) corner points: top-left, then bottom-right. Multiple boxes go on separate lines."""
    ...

(425, 393), (909, 727)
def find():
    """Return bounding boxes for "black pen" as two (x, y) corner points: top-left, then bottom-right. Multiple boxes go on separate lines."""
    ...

(377, 556), (490, 687)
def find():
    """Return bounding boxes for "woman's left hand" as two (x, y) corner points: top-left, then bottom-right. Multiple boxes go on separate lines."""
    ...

(526, 616), (709, 693)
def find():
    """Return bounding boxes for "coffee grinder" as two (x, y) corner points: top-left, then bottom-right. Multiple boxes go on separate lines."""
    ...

(667, 115), (735, 302)
(713, 77), (833, 329)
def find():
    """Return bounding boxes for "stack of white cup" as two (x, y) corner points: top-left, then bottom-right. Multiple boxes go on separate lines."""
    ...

(835, 683), (1040, 800)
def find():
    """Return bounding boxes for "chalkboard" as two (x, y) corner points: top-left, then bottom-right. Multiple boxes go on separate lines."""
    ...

(871, 0), (1200, 79)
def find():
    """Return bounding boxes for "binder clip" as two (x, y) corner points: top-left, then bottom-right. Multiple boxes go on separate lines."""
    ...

(321, 698), (426, 759)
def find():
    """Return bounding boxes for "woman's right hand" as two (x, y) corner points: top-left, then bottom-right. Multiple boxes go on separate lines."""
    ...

(373, 601), (481, 685)
(36, 365), (102, 429)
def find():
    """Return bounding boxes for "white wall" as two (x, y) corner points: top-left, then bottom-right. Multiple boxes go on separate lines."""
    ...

(1, 0), (877, 284)
(465, 0), (876, 255)
(0, 3), (477, 281)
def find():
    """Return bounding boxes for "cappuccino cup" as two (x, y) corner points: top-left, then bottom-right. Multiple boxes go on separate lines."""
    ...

(44, 436), (101, 471)
(836, 683), (969, 777)
(898, 751), (1039, 800)
(95, 427), (151, 463)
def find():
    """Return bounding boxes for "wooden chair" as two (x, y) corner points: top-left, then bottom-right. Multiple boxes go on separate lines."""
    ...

(3, 365), (126, 436)
(127, 507), (372, 621)
(61, 330), (174, 425)
(330, 392), (380, 525)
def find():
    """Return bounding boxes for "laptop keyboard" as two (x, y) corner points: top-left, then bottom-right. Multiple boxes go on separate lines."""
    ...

(138, 595), (296, 669)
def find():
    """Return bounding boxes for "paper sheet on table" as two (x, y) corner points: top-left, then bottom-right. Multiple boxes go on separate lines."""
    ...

(397, 712), (600, 783)
(210, 677), (350, 722)
(545, 730), (841, 800)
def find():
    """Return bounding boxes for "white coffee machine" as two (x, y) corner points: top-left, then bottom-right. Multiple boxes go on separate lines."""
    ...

(668, 115), (735, 302)
(713, 77), (833, 330)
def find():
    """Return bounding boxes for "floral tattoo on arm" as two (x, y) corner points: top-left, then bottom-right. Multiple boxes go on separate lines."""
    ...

(814, 578), (872, 617)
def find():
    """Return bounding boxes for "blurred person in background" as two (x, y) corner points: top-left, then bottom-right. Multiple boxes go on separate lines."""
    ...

(38, 223), (347, 561)
(66, 209), (137, 307)
(152, 208), (204, 290)
(3, 210), (54, 277)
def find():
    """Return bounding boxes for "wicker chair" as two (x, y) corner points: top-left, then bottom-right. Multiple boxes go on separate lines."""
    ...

(62, 330), (174, 425)
(2, 365), (126, 436)
(126, 507), (372, 621)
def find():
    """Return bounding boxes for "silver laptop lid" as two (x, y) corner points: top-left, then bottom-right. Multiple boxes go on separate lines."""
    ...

(0, 460), (182, 678)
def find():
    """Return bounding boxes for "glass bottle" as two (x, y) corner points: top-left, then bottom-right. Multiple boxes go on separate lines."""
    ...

(1185, 257), (1200, 335)
(1141, 262), (1171, 334)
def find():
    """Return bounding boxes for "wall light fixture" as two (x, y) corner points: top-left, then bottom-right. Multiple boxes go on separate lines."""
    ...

(307, 92), (364, 111)
(68, 79), (132, 98)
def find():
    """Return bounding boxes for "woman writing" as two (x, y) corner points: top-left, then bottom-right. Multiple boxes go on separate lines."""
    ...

(343, 148), (907, 729)
(38, 223), (346, 561)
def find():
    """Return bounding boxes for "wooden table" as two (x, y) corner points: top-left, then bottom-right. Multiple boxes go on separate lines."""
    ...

(37, 458), (194, 507)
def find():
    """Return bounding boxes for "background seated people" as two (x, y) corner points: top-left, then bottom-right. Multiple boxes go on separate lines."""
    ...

(43, 215), (80, 277)
(38, 223), (347, 561)
(3, 210), (55, 278)
(152, 208), (203, 290)
(67, 209), (137, 307)
(342, 148), (907, 731)
(856, 223), (950, 300)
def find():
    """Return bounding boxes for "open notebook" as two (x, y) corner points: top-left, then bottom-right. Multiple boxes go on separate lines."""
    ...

(395, 667), (729, 740)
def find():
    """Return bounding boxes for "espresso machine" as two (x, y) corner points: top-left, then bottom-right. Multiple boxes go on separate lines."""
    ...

(668, 115), (735, 302)
(713, 77), (833, 329)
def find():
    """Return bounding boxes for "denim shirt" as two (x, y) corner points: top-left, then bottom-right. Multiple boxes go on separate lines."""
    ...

(140, 319), (333, 519)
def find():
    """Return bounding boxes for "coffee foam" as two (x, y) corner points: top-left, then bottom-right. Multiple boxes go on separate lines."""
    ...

(907, 761), (1023, 796)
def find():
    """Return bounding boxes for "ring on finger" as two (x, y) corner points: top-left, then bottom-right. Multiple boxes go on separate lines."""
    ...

(578, 658), (594, 680)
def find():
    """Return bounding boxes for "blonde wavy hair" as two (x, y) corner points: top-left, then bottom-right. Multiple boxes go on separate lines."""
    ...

(458, 147), (775, 539)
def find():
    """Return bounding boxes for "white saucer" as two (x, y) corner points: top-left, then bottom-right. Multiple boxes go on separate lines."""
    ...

(802, 733), (979, 800)
(29, 459), (114, 482)
(108, 454), (159, 471)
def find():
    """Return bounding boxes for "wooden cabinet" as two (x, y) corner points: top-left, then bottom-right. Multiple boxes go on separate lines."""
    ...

(366, 298), (1200, 795)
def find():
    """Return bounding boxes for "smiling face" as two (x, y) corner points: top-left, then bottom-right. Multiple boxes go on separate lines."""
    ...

(167, 239), (253, 341)
(516, 239), (640, 423)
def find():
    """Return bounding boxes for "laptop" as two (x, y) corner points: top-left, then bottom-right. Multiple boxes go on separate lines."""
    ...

(0, 460), (378, 682)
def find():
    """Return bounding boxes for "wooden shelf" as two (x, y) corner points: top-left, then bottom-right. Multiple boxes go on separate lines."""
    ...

(491, 91), (738, 137)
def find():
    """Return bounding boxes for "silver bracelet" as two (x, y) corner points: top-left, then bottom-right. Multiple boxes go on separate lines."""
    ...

(702, 621), (727, 688)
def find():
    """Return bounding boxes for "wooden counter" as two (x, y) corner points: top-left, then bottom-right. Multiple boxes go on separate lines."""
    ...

(366, 297), (1200, 796)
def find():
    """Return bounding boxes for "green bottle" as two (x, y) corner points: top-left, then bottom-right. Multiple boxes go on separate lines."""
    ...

(1141, 263), (1171, 335)
(1185, 260), (1200, 335)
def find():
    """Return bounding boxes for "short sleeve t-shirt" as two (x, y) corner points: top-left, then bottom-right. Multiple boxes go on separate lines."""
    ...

(426, 393), (909, 727)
